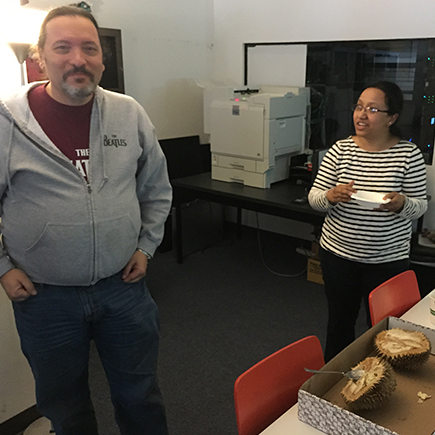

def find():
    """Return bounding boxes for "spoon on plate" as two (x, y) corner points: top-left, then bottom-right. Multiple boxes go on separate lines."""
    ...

(304, 367), (364, 381)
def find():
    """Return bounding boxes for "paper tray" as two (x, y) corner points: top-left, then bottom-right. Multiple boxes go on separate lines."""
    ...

(298, 317), (435, 435)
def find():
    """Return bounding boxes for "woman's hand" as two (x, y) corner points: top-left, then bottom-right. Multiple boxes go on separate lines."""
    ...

(326, 181), (357, 205)
(378, 192), (405, 213)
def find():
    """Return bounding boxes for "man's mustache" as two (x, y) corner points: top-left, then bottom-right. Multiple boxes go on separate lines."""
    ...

(63, 67), (94, 81)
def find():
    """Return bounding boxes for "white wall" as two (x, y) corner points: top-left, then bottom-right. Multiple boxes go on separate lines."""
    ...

(213, 0), (435, 233)
(0, 286), (35, 424)
(95, 0), (214, 142)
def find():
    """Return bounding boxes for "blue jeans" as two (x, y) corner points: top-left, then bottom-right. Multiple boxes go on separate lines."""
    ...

(13, 272), (168, 435)
(319, 247), (409, 362)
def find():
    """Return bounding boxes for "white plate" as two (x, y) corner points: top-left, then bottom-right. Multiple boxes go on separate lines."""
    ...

(351, 191), (391, 209)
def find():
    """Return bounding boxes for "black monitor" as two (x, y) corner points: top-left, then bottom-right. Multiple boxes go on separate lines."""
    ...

(99, 28), (125, 94)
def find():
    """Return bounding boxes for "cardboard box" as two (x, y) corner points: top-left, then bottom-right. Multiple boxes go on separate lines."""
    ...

(298, 317), (435, 435)
(307, 256), (324, 285)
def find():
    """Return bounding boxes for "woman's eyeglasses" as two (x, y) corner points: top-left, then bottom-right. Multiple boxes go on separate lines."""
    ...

(351, 104), (389, 114)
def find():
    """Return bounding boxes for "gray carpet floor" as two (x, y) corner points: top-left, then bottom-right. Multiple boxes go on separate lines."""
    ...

(88, 226), (369, 435)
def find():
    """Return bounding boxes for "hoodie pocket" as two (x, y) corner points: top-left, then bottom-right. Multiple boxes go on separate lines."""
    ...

(24, 222), (92, 284)
(95, 214), (140, 278)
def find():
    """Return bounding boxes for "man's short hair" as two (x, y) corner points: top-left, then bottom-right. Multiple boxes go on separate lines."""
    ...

(37, 5), (107, 59)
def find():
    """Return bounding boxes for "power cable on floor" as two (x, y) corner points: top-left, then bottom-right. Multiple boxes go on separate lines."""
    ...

(255, 212), (308, 278)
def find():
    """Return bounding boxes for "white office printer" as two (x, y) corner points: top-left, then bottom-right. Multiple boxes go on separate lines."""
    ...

(204, 85), (310, 188)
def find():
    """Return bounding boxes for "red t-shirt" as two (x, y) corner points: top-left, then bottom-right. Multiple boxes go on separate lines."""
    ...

(28, 84), (93, 179)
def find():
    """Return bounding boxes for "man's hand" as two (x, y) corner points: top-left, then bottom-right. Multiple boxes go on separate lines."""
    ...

(0, 269), (36, 302)
(122, 250), (148, 283)
(326, 180), (357, 205)
(378, 192), (406, 213)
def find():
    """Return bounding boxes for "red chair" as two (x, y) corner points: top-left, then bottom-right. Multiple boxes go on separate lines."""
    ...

(234, 335), (324, 435)
(369, 270), (421, 326)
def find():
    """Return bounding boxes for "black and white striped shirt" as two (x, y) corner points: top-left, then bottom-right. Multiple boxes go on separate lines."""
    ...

(308, 137), (427, 263)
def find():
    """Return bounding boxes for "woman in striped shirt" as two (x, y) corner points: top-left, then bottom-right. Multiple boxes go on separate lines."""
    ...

(308, 81), (427, 361)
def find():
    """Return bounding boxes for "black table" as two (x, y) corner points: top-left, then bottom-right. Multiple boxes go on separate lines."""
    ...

(171, 173), (325, 263)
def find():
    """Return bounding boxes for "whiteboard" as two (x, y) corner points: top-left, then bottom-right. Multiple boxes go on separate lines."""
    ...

(246, 44), (307, 88)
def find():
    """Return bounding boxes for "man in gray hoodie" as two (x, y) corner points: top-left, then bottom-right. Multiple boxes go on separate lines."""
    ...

(0, 5), (172, 435)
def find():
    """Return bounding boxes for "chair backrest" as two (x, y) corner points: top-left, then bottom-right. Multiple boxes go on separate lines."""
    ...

(234, 335), (324, 435)
(369, 270), (421, 326)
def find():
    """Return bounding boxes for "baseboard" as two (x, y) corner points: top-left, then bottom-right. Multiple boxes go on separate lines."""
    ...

(0, 406), (41, 435)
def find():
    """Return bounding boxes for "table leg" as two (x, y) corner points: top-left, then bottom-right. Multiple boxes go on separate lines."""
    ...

(175, 204), (183, 264)
(237, 207), (242, 239)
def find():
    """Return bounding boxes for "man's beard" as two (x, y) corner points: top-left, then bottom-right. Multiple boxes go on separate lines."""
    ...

(62, 80), (97, 100)
(62, 67), (98, 101)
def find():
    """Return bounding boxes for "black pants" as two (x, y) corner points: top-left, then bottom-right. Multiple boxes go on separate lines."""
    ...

(319, 247), (409, 362)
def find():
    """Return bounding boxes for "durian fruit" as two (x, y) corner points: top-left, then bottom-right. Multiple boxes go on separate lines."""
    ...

(374, 328), (431, 370)
(341, 356), (396, 410)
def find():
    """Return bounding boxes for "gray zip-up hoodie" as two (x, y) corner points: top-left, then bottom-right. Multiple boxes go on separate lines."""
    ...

(0, 82), (172, 286)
